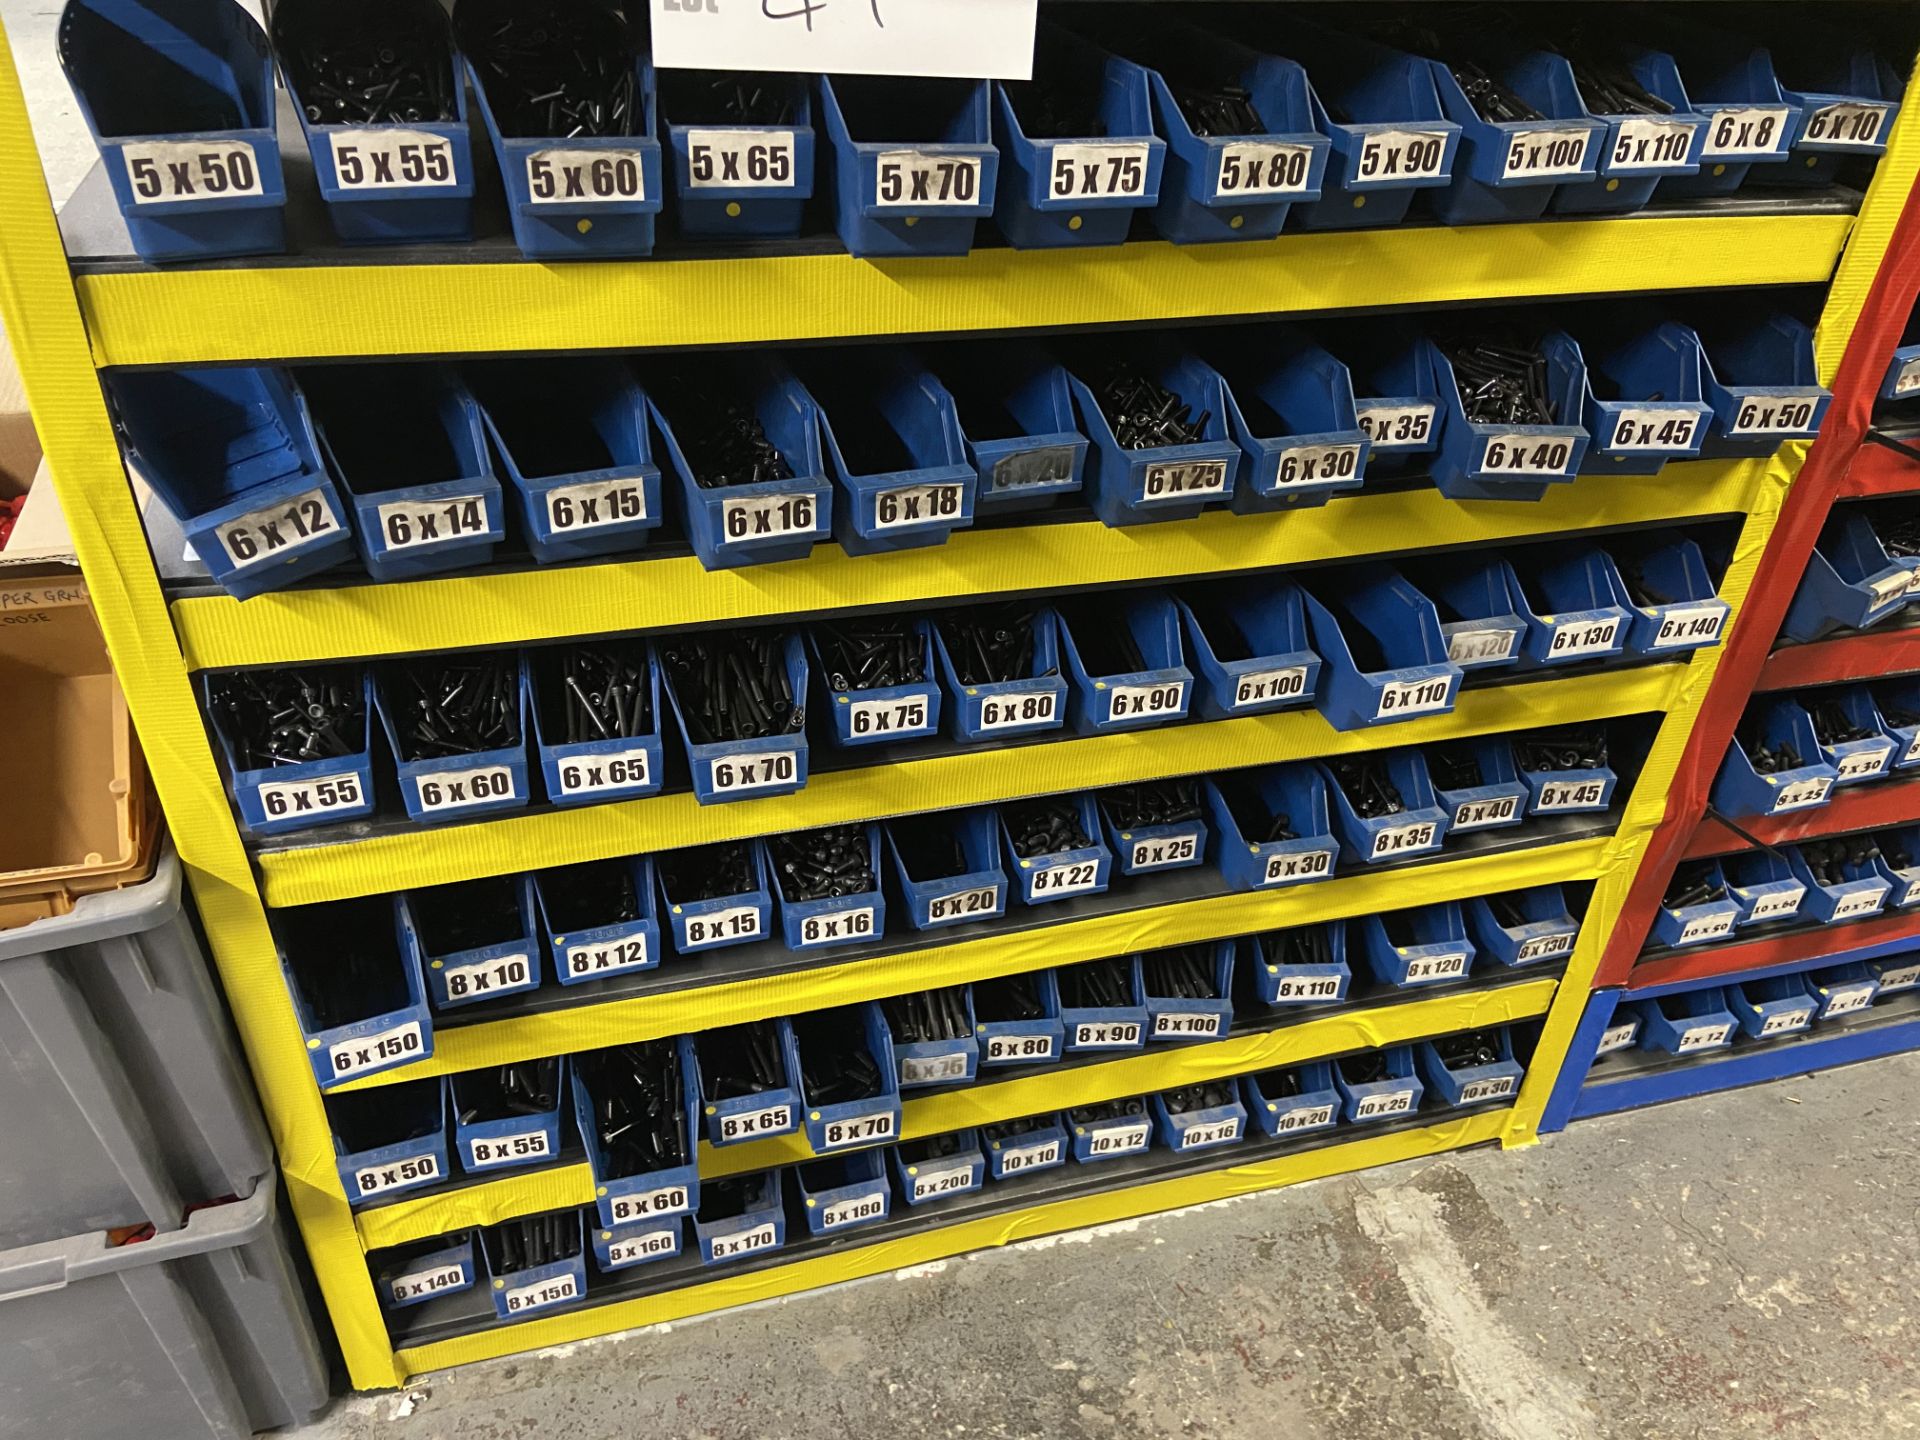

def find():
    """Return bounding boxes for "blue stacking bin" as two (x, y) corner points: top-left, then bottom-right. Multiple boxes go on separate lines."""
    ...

(795, 352), (977, 557)
(272, 0), (474, 243)
(207, 667), (375, 835)
(574, 1039), (700, 1229)
(932, 605), (1069, 743)
(1421, 47), (1603, 225)
(1244, 1063), (1342, 1137)
(985, 1114), (1070, 1180)
(1782, 510), (1918, 642)
(1207, 332), (1370, 514)
(404, 875), (543, 1012)
(774, 824), (886, 951)
(1728, 974), (1819, 1039)
(1151, 1085), (1247, 1154)
(816, 75), (997, 257)
(650, 361), (832, 571)
(1321, 752), (1449, 865)
(1874, 827), (1920, 908)
(461, 10), (660, 258)
(1650, 862), (1742, 947)
(528, 642), (664, 808)
(1425, 336), (1589, 501)
(692, 1020), (804, 1148)
(1333, 328), (1443, 462)
(1634, 988), (1737, 1055)
(1787, 845), (1892, 925)
(993, 28), (1166, 249)
(1058, 956), (1149, 1054)
(659, 842), (773, 955)
(1241, 924), (1350, 1007)
(1204, 766), (1340, 891)
(1067, 355), (1243, 526)
(929, 345), (1086, 514)
(1334, 1047), (1423, 1123)
(286, 899), (432, 1089)
(1546, 49), (1706, 214)
(1695, 313), (1832, 457)
(302, 364), (504, 582)
(1875, 678), (1920, 770)
(452, 1058), (563, 1175)
(1774, 29), (1902, 185)
(1099, 787), (1208, 879)
(1140, 943), (1236, 1043)
(693, 1170), (785, 1266)
(469, 360), (662, 566)
(591, 1215), (683, 1276)
(1422, 559), (1527, 673)
(885, 810), (1008, 932)
(889, 989), (980, 1089)
(1548, 323), (1712, 476)
(795, 1151), (892, 1238)
(1596, 1010), (1643, 1057)
(380, 1236), (477, 1310)
(661, 633), (810, 805)
(795, 1005), (903, 1153)
(105, 367), (353, 598)
(1001, 794), (1113, 906)
(1516, 740), (1618, 818)
(1466, 886), (1580, 967)
(373, 656), (531, 824)
(1508, 547), (1634, 668)
(1178, 583), (1321, 719)
(1616, 537), (1729, 657)
(1416, 1031), (1525, 1107)
(481, 1211), (588, 1321)
(1869, 955), (1920, 994)
(58, 0), (285, 261)
(1881, 332), (1920, 403)
(1802, 686), (1897, 785)
(1725, 849), (1809, 928)
(811, 621), (941, 748)
(1056, 592), (1194, 734)
(1359, 904), (1476, 988)
(536, 857), (661, 987)
(974, 971), (1066, 1069)
(1808, 962), (1883, 1019)
(893, 1131), (987, 1206)
(1301, 571), (1462, 729)
(1643, 24), (1799, 195)
(1711, 701), (1838, 817)
(1430, 737), (1528, 834)
(1070, 1100), (1154, 1163)
(330, 1079), (448, 1204)
(660, 70), (814, 237)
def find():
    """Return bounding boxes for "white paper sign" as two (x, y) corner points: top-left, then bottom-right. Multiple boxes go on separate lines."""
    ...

(649, 0), (1038, 80)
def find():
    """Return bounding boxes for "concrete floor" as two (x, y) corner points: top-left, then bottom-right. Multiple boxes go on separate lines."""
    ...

(300, 1050), (1920, 1440)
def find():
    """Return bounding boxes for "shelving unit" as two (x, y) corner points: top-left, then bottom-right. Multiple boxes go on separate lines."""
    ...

(6, 9), (1920, 1391)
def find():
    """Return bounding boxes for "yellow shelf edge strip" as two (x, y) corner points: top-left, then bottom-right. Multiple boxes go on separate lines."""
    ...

(355, 975), (1555, 1250)
(392, 1106), (1509, 1378)
(335, 833), (1606, 1092)
(261, 663), (1681, 907)
(83, 212), (1854, 369)
(173, 458), (1766, 674)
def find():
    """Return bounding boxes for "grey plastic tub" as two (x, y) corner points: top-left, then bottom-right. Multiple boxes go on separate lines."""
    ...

(0, 1182), (329, 1439)
(0, 841), (272, 1249)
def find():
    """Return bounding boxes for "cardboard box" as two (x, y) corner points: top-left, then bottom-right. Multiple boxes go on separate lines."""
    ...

(0, 329), (41, 499)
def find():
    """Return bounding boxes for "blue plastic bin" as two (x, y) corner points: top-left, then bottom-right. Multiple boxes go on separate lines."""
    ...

(693, 1170), (784, 1266)
(1178, 583), (1321, 719)
(1322, 752), (1449, 866)
(985, 1115), (1069, 1180)
(660, 70), (814, 237)
(1002, 794), (1114, 907)
(1204, 767), (1340, 890)
(105, 367), (353, 598)
(885, 810), (1008, 932)
(379, 1236), (476, 1309)
(1786, 845), (1892, 925)
(692, 1020), (804, 1148)
(816, 74), (997, 257)
(1099, 787), (1208, 879)
(591, 1216), (683, 1276)
(658, 842), (773, 955)
(1422, 559), (1527, 673)
(1242, 1063), (1342, 1138)
(452, 1058), (563, 1175)
(974, 971), (1067, 1069)
(1466, 886), (1580, 967)
(58, 0), (286, 260)
(1712, 701), (1839, 817)
(1140, 943), (1235, 1043)
(1150, 1086), (1247, 1153)
(811, 621), (941, 748)
(892, 1131), (987, 1206)
(1425, 335), (1589, 501)
(1808, 962), (1882, 1019)
(284, 898), (432, 1090)
(1431, 737), (1528, 834)
(1728, 974), (1819, 1039)
(1207, 333), (1371, 515)
(1874, 678), (1920, 769)
(527, 642), (663, 808)
(1695, 313), (1832, 457)
(1056, 592), (1194, 734)
(1334, 328), (1443, 459)
(1058, 956), (1149, 1054)
(1634, 988), (1737, 1054)
(573, 1039), (700, 1230)
(1070, 1101), (1154, 1163)
(888, 988), (979, 1089)
(932, 605), (1069, 743)
(1242, 924), (1351, 1007)
(1650, 862), (1742, 947)
(1516, 743), (1618, 818)
(773, 824), (886, 951)
(928, 345), (1086, 514)
(1596, 1011), (1643, 1057)
(1868, 955), (1920, 995)
(1358, 904), (1476, 988)
(1640, 24), (1799, 195)
(1300, 571), (1462, 729)
(1781, 510), (1918, 642)
(661, 633), (810, 805)
(795, 1005), (903, 1153)
(1508, 548), (1634, 668)
(1547, 323), (1712, 476)
(331, 1079), (448, 1204)
(1724, 849), (1809, 928)
(1421, 48), (1602, 225)
(404, 875), (543, 1012)
(1334, 1047), (1423, 1123)
(536, 857), (661, 987)
(373, 657), (530, 824)
(206, 667), (374, 835)
(1874, 827), (1920, 908)
(795, 1151), (892, 1237)
(1615, 537), (1729, 657)
(1802, 686), (1897, 785)
(1551, 48), (1706, 214)
(1415, 1031), (1525, 1107)
(1067, 355), (1243, 526)
(1774, 28), (1902, 185)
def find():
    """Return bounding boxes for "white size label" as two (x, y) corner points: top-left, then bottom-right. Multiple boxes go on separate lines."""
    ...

(926, 886), (999, 924)
(1772, 776), (1833, 811)
(215, 488), (338, 568)
(1548, 617), (1621, 659)
(1677, 912), (1735, 945)
(1377, 675), (1453, 718)
(1271, 973), (1343, 1002)
(1803, 102), (1889, 149)
(722, 491), (817, 542)
(1131, 834), (1198, 870)
(1676, 1022), (1733, 1052)
(820, 1111), (896, 1148)
(1371, 820), (1439, 859)
(1609, 117), (1695, 170)
(121, 138), (264, 202)
(1481, 434), (1576, 475)
(1152, 1011), (1224, 1039)
(1876, 964), (1920, 992)
(685, 129), (796, 188)
(708, 1222), (777, 1261)
(469, 1129), (551, 1167)
(1653, 606), (1725, 649)
(708, 751), (798, 794)
(1273, 1103), (1337, 1132)
(911, 1164), (977, 1201)
(257, 772), (365, 821)
(718, 1104), (793, 1142)
(1760, 1009), (1812, 1036)
(329, 130), (457, 189)
(557, 748), (652, 797)
(798, 907), (876, 947)
(1234, 667), (1309, 707)
(1610, 408), (1702, 452)
(1355, 404), (1434, 448)
(1455, 796), (1520, 829)
(1073, 1020), (1142, 1048)
(377, 496), (489, 551)
(1084, 1121), (1152, 1156)
(390, 1263), (465, 1304)
(1180, 1117), (1241, 1149)
(1273, 443), (1362, 487)
(442, 951), (532, 1003)
(352, 1152), (440, 1197)
(610, 1184), (692, 1223)
(683, 906), (761, 948)
(1702, 106), (1791, 158)
(1836, 745), (1892, 781)
(415, 765), (517, 813)
(1404, 951), (1470, 982)
(1047, 142), (1150, 200)
(875, 150), (982, 206)
(1536, 778), (1608, 812)
(328, 1022), (424, 1080)
(900, 1051), (970, 1085)
(1448, 628), (1516, 664)
(527, 149), (646, 204)
(847, 695), (931, 738)
(1869, 570), (1918, 608)
(1825, 986), (1876, 1016)
(821, 1190), (888, 1229)
(1265, 848), (1335, 884)
(1895, 357), (1920, 396)
(1107, 682), (1185, 722)
(992, 445), (1076, 492)
(1030, 861), (1100, 898)
(979, 691), (1057, 732)
(1355, 1090), (1414, 1119)
(1907, 734), (1920, 764)
(984, 1033), (1055, 1063)
(1516, 931), (1577, 963)
(1355, 129), (1448, 181)
(1458, 1076), (1518, 1103)
(1832, 890), (1887, 921)
(545, 478), (647, 532)
(874, 482), (965, 530)
(1747, 887), (1806, 922)
(1141, 459), (1228, 500)
(1214, 141), (1313, 196)
(1502, 127), (1591, 179)
(605, 1229), (677, 1267)
(1730, 394), (1821, 437)
(1000, 1139), (1062, 1173)
(1597, 1021), (1640, 1055)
